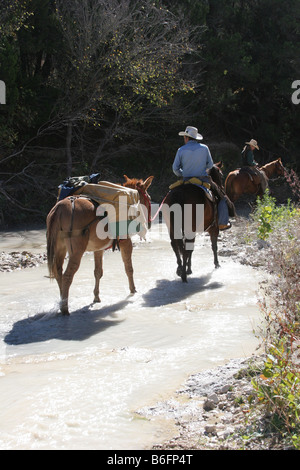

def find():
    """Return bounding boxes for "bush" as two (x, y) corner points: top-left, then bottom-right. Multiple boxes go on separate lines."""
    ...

(251, 190), (299, 240)
(284, 169), (300, 201)
(251, 339), (300, 449)
(249, 196), (300, 449)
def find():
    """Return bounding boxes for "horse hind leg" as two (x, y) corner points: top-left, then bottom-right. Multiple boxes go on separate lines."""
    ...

(171, 237), (193, 283)
(208, 226), (220, 269)
(93, 251), (103, 303)
(60, 251), (83, 315)
(183, 237), (195, 279)
(171, 239), (183, 278)
(119, 238), (136, 294)
(51, 244), (66, 299)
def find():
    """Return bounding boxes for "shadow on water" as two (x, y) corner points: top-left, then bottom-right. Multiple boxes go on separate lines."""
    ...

(142, 272), (223, 308)
(4, 298), (130, 346)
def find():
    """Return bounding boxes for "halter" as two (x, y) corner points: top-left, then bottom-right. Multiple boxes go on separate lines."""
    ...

(136, 187), (152, 227)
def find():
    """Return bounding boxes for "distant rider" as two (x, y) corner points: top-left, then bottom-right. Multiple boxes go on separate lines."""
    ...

(241, 139), (268, 192)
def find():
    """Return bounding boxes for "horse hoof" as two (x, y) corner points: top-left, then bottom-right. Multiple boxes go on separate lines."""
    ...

(60, 301), (70, 315)
(215, 263), (220, 269)
(186, 269), (192, 275)
(93, 296), (101, 303)
(176, 267), (182, 277)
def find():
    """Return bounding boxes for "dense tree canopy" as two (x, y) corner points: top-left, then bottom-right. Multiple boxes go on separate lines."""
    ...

(0, 0), (299, 226)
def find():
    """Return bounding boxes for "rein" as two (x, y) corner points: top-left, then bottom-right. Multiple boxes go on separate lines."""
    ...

(150, 193), (169, 222)
(137, 187), (152, 225)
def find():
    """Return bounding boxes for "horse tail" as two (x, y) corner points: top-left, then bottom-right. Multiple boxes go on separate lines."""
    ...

(46, 204), (62, 279)
(112, 239), (120, 251)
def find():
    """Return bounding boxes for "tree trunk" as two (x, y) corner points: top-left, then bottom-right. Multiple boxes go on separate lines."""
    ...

(66, 122), (72, 176)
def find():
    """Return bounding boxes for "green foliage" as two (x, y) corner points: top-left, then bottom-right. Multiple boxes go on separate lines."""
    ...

(247, 210), (300, 449)
(0, 0), (31, 40)
(251, 340), (300, 449)
(0, 0), (300, 225)
(189, 0), (300, 160)
(251, 190), (299, 240)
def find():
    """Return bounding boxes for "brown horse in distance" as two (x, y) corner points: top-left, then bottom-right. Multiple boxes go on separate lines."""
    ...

(46, 175), (153, 315)
(225, 158), (284, 202)
(162, 162), (227, 283)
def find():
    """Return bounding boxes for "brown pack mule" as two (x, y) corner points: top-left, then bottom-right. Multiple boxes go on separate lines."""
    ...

(46, 175), (153, 315)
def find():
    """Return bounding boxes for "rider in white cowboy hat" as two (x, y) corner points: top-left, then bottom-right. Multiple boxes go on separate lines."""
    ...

(178, 125), (204, 141)
(173, 126), (213, 181)
(172, 125), (232, 230)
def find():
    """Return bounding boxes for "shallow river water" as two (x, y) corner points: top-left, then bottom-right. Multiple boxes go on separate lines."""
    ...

(0, 218), (262, 450)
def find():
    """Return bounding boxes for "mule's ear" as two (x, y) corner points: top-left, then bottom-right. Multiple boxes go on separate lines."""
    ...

(277, 158), (282, 162)
(123, 174), (130, 182)
(143, 175), (154, 190)
(216, 161), (223, 168)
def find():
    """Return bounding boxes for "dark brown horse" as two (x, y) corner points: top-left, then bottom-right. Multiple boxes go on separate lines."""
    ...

(46, 175), (153, 314)
(162, 162), (226, 282)
(225, 158), (284, 202)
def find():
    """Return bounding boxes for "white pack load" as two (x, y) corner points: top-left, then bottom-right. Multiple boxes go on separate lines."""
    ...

(73, 181), (147, 239)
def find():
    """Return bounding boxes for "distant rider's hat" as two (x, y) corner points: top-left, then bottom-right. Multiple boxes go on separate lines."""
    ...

(245, 139), (259, 150)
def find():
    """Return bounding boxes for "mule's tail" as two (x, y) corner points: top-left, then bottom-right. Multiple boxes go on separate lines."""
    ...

(46, 205), (61, 279)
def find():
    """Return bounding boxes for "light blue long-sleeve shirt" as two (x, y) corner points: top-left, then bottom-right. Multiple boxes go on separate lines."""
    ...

(172, 140), (214, 179)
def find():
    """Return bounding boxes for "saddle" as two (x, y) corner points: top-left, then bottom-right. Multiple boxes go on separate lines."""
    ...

(169, 178), (214, 202)
(169, 176), (235, 228)
(239, 166), (268, 191)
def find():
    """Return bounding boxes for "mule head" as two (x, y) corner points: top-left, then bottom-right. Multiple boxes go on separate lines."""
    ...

(275, 158), (285, 176)
(123, 175), (154, 229)
(123, 175), (154, 192)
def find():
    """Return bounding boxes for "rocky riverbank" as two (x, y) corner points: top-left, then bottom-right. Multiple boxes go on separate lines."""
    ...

(147, 355), (292, 451)
(0, 250), (47, 272)
(140, 356), (276, 451)
(143, 208), (290, 451)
